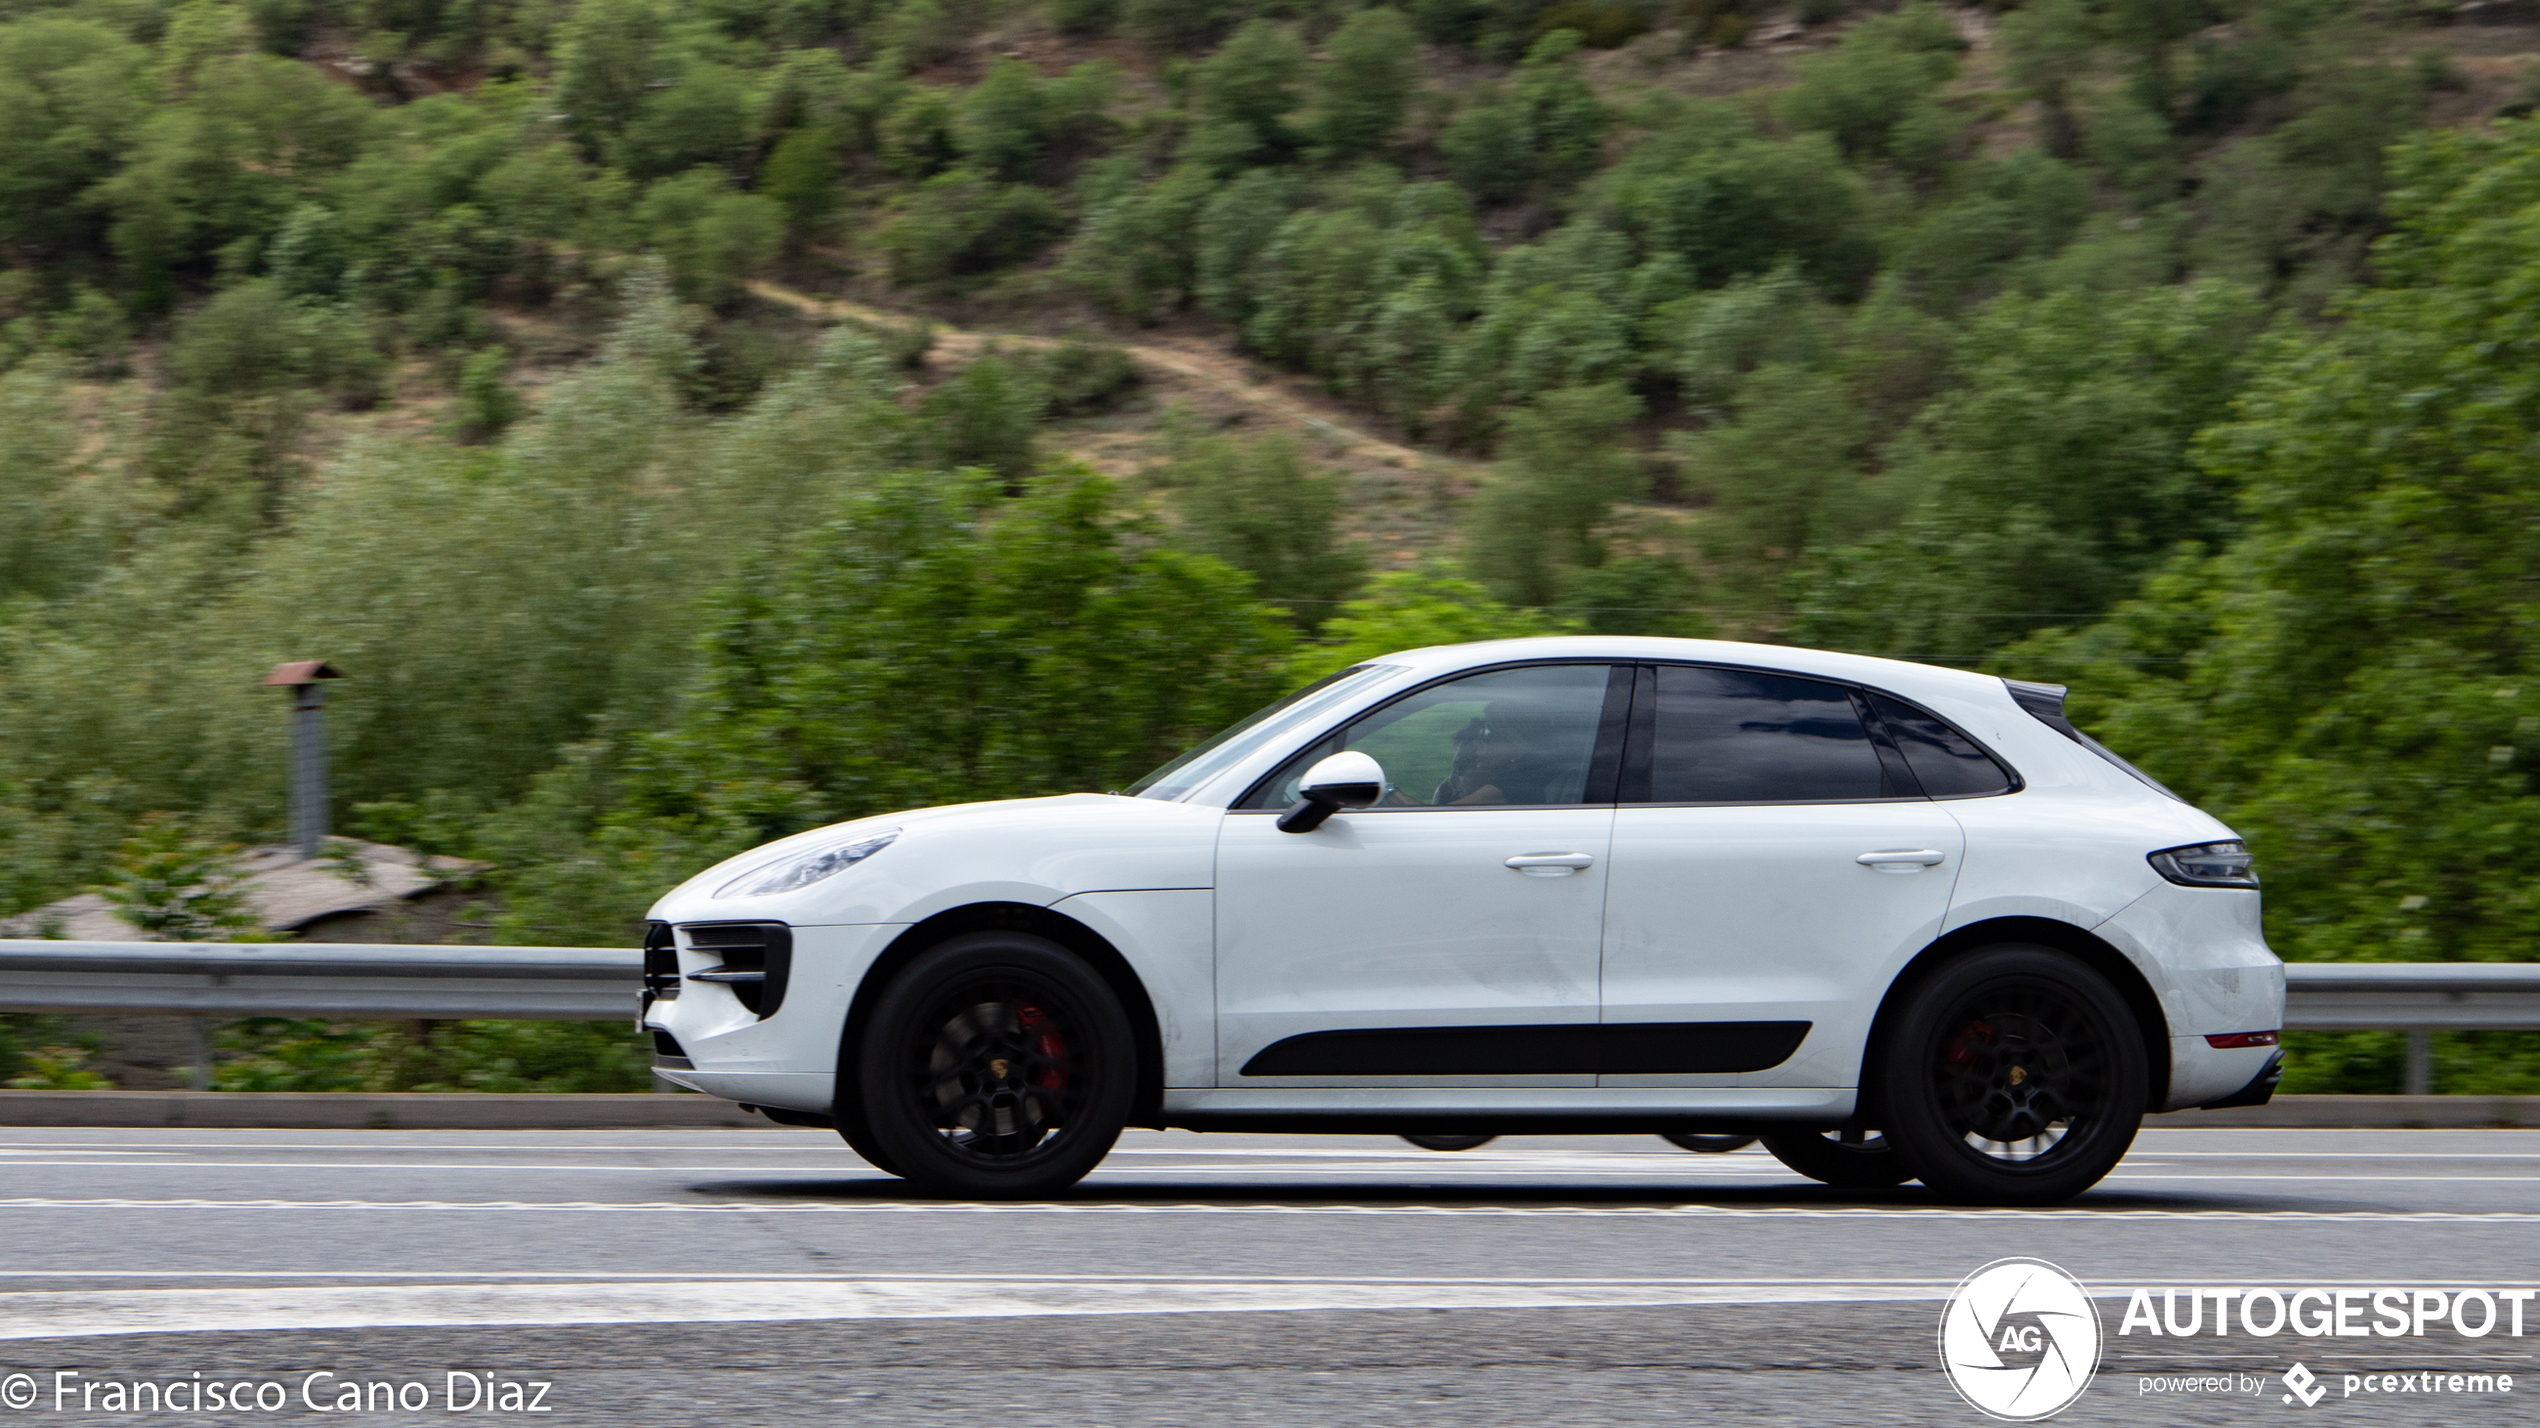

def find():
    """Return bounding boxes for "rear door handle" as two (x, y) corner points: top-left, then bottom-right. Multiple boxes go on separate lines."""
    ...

(1856, 849), (1946, 870)
(1507, 852), (1596, 876)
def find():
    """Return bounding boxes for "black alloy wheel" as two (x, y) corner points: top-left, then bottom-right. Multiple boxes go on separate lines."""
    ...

(1759, 1128), (1916, 1187)
(1877, 945), (2147, 1206)
(855, 933), (1135, 1199)
(1400, 1133), (1498, 1152)
(1661, 1133), (1760, 1154)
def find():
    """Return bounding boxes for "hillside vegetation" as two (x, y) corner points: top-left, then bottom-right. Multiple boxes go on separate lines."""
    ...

(7, 0), (2540, 1091)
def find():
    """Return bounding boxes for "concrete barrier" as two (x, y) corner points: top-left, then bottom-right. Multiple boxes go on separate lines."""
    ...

(0, 1089), (765, 1129)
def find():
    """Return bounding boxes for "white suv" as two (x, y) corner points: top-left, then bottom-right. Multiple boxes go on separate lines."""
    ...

(642, 637), (2285, 1204)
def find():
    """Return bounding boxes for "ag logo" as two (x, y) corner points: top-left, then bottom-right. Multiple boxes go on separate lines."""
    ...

(1938, 1257), (2103, 1421)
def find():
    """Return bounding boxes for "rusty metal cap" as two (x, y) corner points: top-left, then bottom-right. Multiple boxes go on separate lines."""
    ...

(261, 660), (345, 685)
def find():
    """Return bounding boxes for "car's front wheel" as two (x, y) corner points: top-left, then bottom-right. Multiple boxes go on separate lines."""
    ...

(854, 933), (1135, 1199)
(1662, 1133), (1759, 1154)
(1876, 945), (2147, 1206)
(1760, 1128), (1915, 1187)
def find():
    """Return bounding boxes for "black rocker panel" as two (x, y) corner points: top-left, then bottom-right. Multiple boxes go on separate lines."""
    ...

(1239, 1021), (1811, 1077)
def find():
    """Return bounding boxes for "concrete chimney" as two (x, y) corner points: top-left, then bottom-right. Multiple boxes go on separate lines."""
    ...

(262, 660), (344, 861)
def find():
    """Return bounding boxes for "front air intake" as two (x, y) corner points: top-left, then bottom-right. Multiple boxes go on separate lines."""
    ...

(641, 920), (679, 1012)
(679, 922), (793, 1019)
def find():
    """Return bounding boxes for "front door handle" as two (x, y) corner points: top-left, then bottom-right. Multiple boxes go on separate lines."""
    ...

(1856, 849), (1946, 871)
(1507, 852), (1596, 876)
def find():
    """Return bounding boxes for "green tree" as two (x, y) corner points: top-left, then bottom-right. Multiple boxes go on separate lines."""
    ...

(1191, 19), (1307, 165)
(1464, 382), (1645, 608)
(1291, 565), (1576, 682)
(637, 169), (783, 308)
(0, 16), (154, 261)
(955, 58), (1048, 181)
(1791, 280), (2261, 666)
(1309, 8), (1419, 159)
(1778, 2), (1966, 164)
(1170, 433), (1367, 625)
(2000, 124), (2540, 981)
(96, 812), (264, 942)
(1668, 362), (1885, 591)
(636, 468), (1294, 838)
(919, 351), (1042, 485)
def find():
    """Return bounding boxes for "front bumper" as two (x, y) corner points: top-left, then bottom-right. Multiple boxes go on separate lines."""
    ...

(641, 922), (905, 1116)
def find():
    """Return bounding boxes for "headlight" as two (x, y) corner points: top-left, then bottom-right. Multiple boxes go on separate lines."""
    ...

(2148, 840), (2258, 888)
(715, 828), (900, 899)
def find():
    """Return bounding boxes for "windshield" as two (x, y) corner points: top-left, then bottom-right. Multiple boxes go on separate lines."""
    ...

(1127, 665), (1398, 801)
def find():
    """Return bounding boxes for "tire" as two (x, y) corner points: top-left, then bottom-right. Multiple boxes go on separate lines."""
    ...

(1400, 1133), (1498, 1152)
(832, 1104), (904, 1178)
(1761, 1128), (1917, 1188)
(1875, 944), (2147, 1206)
(1661, 1133), (1759, 1154)
(853, 932), (1137, 1199)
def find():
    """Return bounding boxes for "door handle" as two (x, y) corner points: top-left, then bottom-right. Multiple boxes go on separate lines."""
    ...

(1856, 849), (1946, 870)
(1507, 852), (1595, 876)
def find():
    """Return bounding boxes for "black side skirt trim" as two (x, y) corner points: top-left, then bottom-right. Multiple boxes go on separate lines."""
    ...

(1239, 1021), (1812, 1078)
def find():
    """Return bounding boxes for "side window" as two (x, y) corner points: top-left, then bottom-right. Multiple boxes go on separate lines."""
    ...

(1867, 692), (2016, 798)
(1245, 664), (1622, 809)
(1638, 666), (1892, 804)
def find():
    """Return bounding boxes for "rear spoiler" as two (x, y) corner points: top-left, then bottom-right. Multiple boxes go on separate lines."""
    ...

(2003, 679), (2183, 802)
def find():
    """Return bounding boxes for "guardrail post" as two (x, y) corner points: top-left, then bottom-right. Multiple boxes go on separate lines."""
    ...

(2404, 1029), (2433, 1096)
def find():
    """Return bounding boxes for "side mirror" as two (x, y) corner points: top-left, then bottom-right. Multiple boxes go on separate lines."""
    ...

(1277, 751), (1386, 833)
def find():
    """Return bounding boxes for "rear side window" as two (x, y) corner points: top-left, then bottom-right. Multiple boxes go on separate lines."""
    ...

(1638, 666), (1890, 804)
(1867, 693), (2016, 798)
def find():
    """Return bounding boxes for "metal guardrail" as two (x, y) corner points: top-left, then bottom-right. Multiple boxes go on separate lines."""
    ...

(2284, 962), (2540, 1031)
(3, 943), (2535, 1097)
(0, 941), (637, 1021)
(5, 942), (2538, 1028)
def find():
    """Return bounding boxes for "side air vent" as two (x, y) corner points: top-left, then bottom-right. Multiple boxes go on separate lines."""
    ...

(641, 920), (679, 1012)
(651, 1029), (692, 1069)
(679, 922), (793, 1019)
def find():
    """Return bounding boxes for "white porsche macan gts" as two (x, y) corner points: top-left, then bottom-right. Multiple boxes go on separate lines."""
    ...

(640, 637), (2285, 1204)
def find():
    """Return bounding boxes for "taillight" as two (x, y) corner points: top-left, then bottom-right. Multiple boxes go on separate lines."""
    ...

(2150, 840), (2259, 888)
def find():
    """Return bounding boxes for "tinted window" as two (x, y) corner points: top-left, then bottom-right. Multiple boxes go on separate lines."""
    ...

(1247, 664), (1618, 809)
(1643, 667), (1887, 803)
(1868, 693), (2015, 798)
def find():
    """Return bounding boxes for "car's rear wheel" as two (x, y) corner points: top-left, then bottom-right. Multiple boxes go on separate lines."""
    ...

(1876, 945), (2147, 1206)
(1400, 1133), (1497, 1151)
(1760, 1128), (1916, 1187)
(855, 933), (1135, 1199)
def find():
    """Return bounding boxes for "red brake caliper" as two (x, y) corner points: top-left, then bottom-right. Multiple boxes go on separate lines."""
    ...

(1944, 1019), (1994, 1069)
(1018, 1004), (1067, 1090)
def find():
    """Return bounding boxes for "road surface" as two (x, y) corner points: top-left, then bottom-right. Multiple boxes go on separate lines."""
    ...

(3, 1125), (2534, 1424)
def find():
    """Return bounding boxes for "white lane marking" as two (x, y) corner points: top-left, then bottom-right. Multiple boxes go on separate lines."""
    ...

(13, 1160), (2540, 1184)
(0, 1271), (1959, 1283)
(5, 1197), (2540, 1222)
(0, 1150), (178, 1157)
(0, 1278), (1953, 1340)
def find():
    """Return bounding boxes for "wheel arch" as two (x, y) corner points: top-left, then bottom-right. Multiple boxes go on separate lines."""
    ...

(1862, 916), (2172, 1116)
(836, 901), (1168, 1129)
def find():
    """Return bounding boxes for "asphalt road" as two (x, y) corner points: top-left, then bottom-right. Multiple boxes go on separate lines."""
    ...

(3, 1124), (2536, 1425)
